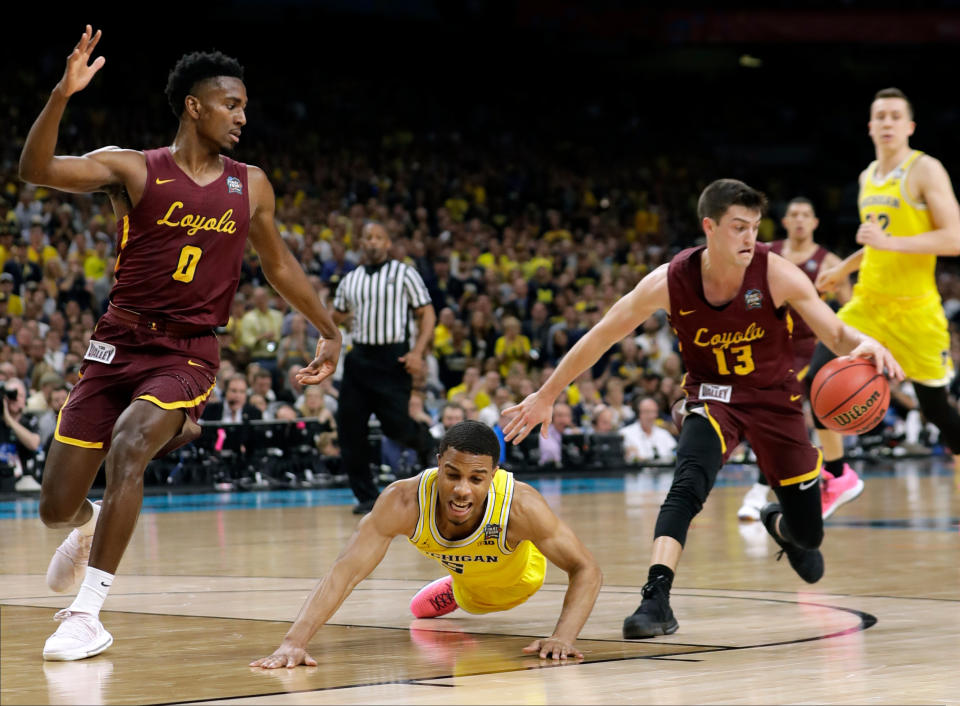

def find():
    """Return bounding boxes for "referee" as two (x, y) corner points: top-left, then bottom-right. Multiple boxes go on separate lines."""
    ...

(332, 222), (437, 514)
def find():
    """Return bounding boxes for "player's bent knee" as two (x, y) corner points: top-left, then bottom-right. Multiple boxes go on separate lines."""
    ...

(38, 493), (88, 528)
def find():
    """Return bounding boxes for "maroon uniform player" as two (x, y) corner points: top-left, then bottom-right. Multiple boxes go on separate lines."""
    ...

(739, 198), (855, 521)
(503, 179), (902, 639)
(18, 26), (342, 661)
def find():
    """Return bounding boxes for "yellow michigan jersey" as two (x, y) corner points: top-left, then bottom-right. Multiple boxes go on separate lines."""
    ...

(840, 149), (952, 384)
(408, 467), (546, 614)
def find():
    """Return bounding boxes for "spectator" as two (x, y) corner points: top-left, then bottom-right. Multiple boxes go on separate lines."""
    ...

(429, 401), (465, 440)
(319, 240), (356, 287)
(602, 377), (635, 428)
(277, 313), (317, 371)
(619, 397), (677, 465)
(436, 318), (472, 391)
(539, 401), (575, 467)
(591, 404), (617, 435)
(201, 374), (262, 424)
(240, 286), (284, 378)
(494, 315), (531, 379)
(37, 381), (69, 451)
(296, 385), (336, 433)
(446, 365), (481, 404)
(1, 377), (41, 491)
(479, 386), (514, 428)
(0, 273), (23, 316)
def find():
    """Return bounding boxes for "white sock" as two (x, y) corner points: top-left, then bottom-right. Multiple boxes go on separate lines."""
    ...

(77, 500), (101, 537)
(68, 566), (114, 617)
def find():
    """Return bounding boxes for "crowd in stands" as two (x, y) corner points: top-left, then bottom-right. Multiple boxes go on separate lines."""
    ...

(3, 66), (960, 491)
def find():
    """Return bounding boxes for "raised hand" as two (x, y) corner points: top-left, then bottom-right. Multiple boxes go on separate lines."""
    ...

(60, 25), (106, 97)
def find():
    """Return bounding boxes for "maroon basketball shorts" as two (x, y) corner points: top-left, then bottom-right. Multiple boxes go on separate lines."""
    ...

(55, 311), (218, 451)
(690, 383), (822, 488)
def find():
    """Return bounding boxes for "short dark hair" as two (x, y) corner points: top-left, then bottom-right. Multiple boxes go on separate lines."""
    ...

(165, 50), (245, 118)
(785, 196), (815, 215)
(697, 179), (768, 222)
(873, 87), (913, 119)
(437, 420), (501, 468)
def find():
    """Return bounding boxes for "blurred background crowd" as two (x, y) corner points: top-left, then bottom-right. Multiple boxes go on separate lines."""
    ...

(4, 2), (960, 490)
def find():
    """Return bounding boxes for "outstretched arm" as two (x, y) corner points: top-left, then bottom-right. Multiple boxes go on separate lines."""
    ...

(19, 25), (142, 194)
(247, 167), (342, 386)
(502, 264), (670, 444)
(770, 254), (903, 381)
(249, 481), (417, 668)
(508, 483), (602, 660)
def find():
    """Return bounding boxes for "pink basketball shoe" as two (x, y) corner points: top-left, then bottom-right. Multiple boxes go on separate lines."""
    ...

(821, 464), (864, 519)
(410, 576), (458, 618)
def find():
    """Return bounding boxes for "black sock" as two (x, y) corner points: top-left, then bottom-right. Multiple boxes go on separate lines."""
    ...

(647, 564), (674, 591)
(824, 458), (845, 477)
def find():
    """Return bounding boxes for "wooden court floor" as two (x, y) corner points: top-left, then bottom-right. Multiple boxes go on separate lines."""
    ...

(1, 459), (958, 705)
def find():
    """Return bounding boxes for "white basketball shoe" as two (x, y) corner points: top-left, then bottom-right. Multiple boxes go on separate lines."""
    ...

(42, 610), (113, 661)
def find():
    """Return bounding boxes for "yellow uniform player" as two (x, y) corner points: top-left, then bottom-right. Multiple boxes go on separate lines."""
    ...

(813, 87), (960, 516)
(252, 420), (601, 667)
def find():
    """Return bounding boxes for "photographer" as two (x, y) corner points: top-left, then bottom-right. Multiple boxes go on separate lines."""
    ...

(1, 378), (42, 491)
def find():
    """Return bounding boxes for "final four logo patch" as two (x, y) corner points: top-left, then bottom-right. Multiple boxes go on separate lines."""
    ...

(483, 523), (501, 540)
(226, 176), (243, 194)
(744, 289), (763, 310)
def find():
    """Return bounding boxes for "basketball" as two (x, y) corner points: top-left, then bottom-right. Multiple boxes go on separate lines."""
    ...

(810, 356), (890, 434)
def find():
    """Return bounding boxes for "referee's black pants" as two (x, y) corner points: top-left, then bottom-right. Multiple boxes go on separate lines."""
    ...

(337, 343), (435, 504)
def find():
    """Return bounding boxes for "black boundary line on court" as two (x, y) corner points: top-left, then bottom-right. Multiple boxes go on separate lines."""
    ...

(2, 589), (874, 649)
(5, 592), (878, 706)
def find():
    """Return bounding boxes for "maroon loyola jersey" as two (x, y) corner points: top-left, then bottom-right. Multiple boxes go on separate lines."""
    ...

(667, 243), (795, 405)
(770, 240), (827, 357)
(109, 148), (250, 327)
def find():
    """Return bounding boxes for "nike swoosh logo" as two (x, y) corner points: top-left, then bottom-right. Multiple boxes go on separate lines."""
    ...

(100, 581), (112, 587)
(155, 178), (175, 185)
(790, 394), (802, 402)
(187, 360), (205, 368)
(798, 478), (819, 491)
(679, 309), (695, 316)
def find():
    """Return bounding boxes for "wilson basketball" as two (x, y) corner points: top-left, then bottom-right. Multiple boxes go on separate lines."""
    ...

(810, 356), (890, 434)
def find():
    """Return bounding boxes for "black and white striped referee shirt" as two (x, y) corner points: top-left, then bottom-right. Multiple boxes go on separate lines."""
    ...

(333, 260), (432, 345)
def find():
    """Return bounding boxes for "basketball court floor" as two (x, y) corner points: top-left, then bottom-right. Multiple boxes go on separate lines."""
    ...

(2, 457), (958, 705)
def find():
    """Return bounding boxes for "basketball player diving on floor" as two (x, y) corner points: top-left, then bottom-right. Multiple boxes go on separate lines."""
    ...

(251, 420), (602, 667)
(503, 179), (903, 640)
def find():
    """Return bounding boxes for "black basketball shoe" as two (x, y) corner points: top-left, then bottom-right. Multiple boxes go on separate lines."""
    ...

(622, 575), (678, 639)
(760, 502), (824, 583)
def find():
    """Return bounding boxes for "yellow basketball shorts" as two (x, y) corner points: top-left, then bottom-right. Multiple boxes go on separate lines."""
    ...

(451, 551), (546, 614)
(837, 286), (953, 386)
